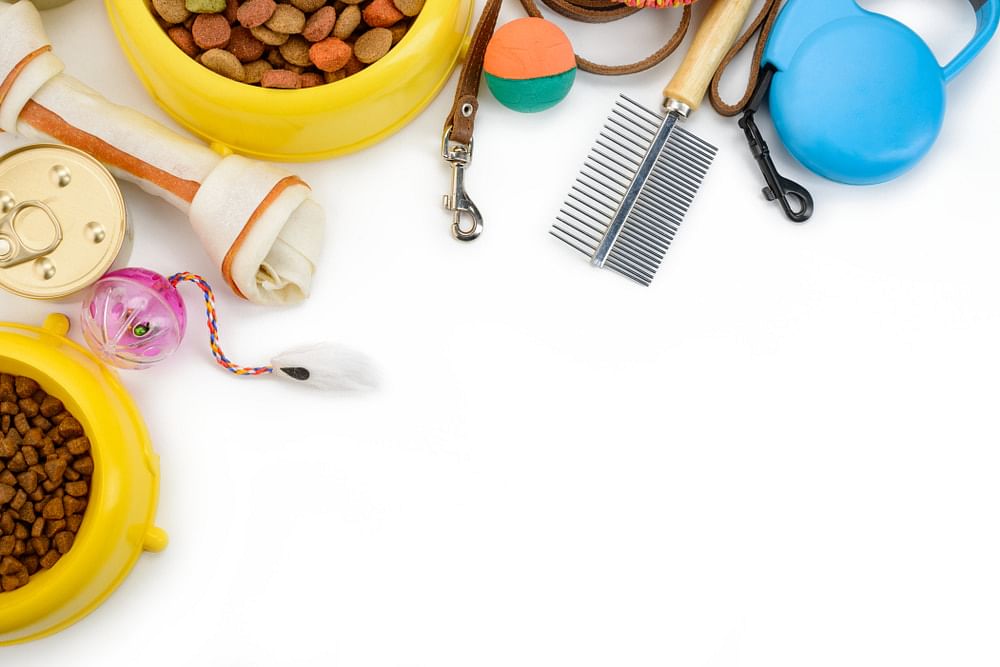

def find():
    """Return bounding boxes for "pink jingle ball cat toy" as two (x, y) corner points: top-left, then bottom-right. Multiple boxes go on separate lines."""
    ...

(81, 268), (187, 370)
(80, 268), (377, 390)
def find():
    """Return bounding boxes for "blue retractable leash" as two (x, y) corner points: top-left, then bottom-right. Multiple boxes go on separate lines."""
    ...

(736, 0), (1000, 222)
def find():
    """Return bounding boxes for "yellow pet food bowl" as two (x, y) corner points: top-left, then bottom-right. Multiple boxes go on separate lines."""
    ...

(0, 314), (165, 646)
(105, 0), (473, 161)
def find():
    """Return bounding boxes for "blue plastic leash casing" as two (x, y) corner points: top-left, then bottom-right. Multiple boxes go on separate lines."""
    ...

(763, 0), (999, 185)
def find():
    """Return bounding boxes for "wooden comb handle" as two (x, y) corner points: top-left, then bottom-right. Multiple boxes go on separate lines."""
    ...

(663, 0), (753, 112)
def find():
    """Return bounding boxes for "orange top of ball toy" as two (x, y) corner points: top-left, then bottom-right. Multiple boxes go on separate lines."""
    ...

(483, 17), (576, 80)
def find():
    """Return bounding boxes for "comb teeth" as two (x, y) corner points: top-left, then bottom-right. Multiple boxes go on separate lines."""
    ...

(550, 94), (717, 286)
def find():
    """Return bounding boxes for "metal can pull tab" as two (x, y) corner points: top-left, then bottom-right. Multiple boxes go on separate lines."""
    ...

(0, 200), (63, 268)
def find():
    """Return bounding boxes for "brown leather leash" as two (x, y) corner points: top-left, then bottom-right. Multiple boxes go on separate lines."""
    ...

(442, 0), (783, 240)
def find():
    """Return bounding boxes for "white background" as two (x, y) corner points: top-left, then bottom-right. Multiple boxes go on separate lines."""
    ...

(2, 0), (999, 664)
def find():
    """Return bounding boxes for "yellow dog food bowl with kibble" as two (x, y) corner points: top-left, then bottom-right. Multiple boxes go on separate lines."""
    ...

(0, 314), (165, 646)
(105, 0), (473, 161)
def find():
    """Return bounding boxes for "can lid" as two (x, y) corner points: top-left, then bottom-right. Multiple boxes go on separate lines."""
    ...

(0, 145), (128, 300)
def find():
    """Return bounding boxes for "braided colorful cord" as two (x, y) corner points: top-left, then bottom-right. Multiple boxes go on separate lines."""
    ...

(620, 0), (695, 7)
(167, 272), (273, 377)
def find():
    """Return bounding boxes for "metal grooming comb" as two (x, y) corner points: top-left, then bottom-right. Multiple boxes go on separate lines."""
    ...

(550, 0), (753, 286)
(551, 95), (717, 285)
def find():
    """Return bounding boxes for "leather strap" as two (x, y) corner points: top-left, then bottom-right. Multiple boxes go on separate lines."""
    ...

(708, 0), (782, 116)
(446, 0), (785, 145)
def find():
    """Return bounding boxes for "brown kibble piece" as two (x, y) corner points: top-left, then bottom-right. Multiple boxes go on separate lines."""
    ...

(0, 402), (17, 417)
(267, 48), (287, 67)
(57, 417), (82, 440)
(67, 515), (83, 533)
(243, 59), (273, 84)
(389, 21), (408, 44)
(72, 457), (94, 476)
(0, 433), (17, 457)
(192, 13), (232, 50)
(323, 69), (346, 83)
(201, 48), (247, 81)
(44, 519), (65, 538)
(13, 413), (28, 435)
(14, 377), (38, 400)
(65, 437), (90, 456)
(18, 399), (38, 419)
(153, 0), (192, 23)
(250, 24), (290, 46)
(31, 518), (44, 537)
(7, 452), (28, 473)
(332, 4), (360, 39)
(16, 471), (37, 494)
(63, 496), (86, 515)
(354, 28), (392, 64)
(238, 0), (277, 27)
(10, 489), (26, 511)
(38, 396), (62, 419)
(224, 0), (240, 21)
(168, 26), (201, 57)
(343, 52), (364, 75)
(308, 37), (352, 72)
(260, 69), (301, 88)
(0, 484), (14, 505)
(227, 26), (266, 62)
(22, 429), (42, 448)
(29, 536), (49, 556)
(43, 459), (66, 484)
(53, 531), (74, 555)
(41, 497), (64, 520)
(265, 3), (306, 34)
(40, 550), (59, 569)
(299, 71), (324, 87)
(17, 503), (33, 523)
(0, 555), (21, 575)
(392, 0), (423, 17)
(302, 5), (336, 41)
(279, 35), (313, 67)
(0, 375), (12, 402)
(0, 536), (13, 556)
(362, 0), (403, 28)
(64, 481), (88, 498)
(290, 0), (326, 10)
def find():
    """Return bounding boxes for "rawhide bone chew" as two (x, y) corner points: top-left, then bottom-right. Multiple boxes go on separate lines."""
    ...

(0, 1), (323, 306)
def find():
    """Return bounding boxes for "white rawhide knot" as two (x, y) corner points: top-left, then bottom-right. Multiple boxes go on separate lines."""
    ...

(270, 344), (379, 391)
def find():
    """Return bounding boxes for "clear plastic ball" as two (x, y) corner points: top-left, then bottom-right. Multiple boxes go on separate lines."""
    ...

(80, 268), (187, 370)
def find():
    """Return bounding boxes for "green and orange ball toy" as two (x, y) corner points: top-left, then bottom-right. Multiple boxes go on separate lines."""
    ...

(483, 17), (576, 113)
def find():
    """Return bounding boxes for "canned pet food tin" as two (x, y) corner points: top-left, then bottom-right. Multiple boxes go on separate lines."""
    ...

(0, 145), (131, 300)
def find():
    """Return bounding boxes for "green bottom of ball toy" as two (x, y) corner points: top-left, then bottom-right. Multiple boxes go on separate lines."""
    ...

(485, 68), (576, 113)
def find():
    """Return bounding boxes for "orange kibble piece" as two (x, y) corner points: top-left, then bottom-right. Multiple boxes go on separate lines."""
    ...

(308, 37), (352, 72)
(362, 0), (403, 28)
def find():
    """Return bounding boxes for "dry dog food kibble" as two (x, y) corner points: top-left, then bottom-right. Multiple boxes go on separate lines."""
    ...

(153, 0), (420, 88)
(0, 374), (92, 593)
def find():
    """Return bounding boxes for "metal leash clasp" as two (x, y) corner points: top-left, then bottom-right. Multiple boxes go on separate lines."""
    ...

(441, 126), (483, 241)
(0, 200), (63, 268)
(740, 67), (814, 223)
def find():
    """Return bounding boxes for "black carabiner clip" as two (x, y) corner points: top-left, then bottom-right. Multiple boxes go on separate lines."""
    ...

(739, 66), (814, 223)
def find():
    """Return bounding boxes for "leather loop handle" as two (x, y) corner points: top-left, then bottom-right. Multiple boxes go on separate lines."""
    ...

(708, 0), (782, 116)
